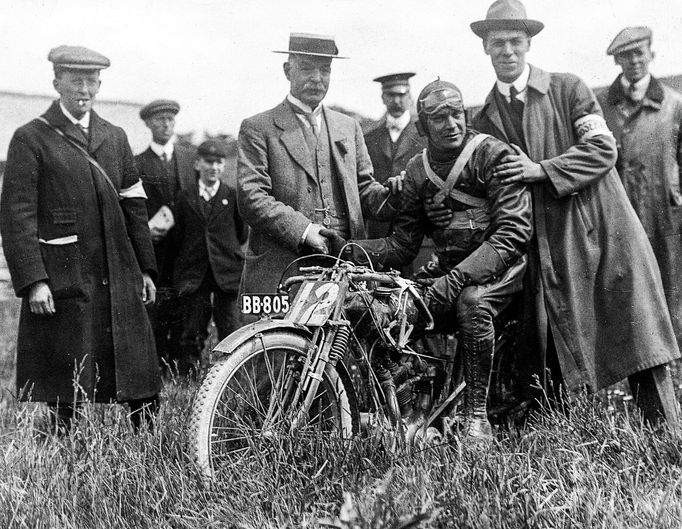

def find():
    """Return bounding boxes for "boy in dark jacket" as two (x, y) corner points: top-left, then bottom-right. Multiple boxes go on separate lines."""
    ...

(173, 140), (247, 375)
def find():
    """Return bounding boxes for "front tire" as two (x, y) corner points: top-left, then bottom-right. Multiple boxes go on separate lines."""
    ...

(189, 330), (354, 479)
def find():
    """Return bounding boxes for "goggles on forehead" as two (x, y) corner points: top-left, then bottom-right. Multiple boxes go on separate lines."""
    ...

(420, 88), (464, 116)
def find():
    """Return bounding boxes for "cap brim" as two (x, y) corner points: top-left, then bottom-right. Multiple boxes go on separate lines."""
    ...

(607, 40), (650, 56)
(55, 63), (109, 70)
(470, 19), (544, 38)
(272, 50), (349, 59)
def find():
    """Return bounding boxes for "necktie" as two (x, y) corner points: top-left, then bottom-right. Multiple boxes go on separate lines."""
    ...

(77, 123), (88, 140)
(627, 82), (639, 103)
(305, 112), (319, 138)
(509, 86), (524, 116)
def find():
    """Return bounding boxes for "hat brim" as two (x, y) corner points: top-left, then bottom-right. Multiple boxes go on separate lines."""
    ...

(470, 19), (544, 39)
(272, 50), (349, 59)
(54, 63), (109, 70)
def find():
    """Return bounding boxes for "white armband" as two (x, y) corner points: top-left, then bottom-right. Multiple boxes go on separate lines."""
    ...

(573, 114), (613, 142)
(119, 180), (148, 200)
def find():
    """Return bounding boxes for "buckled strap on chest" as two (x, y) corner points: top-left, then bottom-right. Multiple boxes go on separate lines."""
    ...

(421, 133), (490, 206)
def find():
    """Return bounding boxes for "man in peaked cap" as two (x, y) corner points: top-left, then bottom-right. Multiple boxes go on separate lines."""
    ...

(172, 139), (246, 375)
(598, 27), (682, 352)
(453, 0), (680, 427)
(0, 45), (161, 431)
(135, 99), (197, 375)
(326, 80), (533, 443)
(237, 33), (403, 304)
(364, 73), (427, 244)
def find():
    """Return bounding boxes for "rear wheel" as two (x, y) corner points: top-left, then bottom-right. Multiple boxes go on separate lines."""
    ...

(189, 331), (355, 479)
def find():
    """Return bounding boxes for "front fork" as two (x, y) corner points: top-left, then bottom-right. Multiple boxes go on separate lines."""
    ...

(290, 320), (351, 431)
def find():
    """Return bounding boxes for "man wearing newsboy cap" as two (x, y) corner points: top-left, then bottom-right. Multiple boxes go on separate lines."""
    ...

(0, 45), (161, 431)
(237, 33), (403, 299)
(597, 28), (682, 358)
(459, 1), (680, 427)
(135, 99), (197, 375)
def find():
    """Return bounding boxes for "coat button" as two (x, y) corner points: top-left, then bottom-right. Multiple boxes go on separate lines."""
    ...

(307, 186), (312, 193)
(102, 278), (109, 286)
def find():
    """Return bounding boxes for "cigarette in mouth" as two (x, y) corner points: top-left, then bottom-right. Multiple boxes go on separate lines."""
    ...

(78, 100), (86, 107)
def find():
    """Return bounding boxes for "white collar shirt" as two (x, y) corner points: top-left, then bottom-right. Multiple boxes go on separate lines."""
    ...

(199, 179), (220, 202)
(495, 63), (531, 103)
(59, 101), (91, 131)
(620, 73), (651, 102)
(150, 138), (175, 160)
(287, 93), (323, 131)
(385, 111), (411, 142)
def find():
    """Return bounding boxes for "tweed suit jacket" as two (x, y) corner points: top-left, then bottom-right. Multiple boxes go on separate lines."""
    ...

(237, 99), (394, 294)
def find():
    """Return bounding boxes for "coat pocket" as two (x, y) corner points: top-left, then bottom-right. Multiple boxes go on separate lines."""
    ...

(39, 236), (86, 300)
(574, 193), (594, 234)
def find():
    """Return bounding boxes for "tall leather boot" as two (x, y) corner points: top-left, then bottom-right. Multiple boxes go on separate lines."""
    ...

(462, 343), (495, 444)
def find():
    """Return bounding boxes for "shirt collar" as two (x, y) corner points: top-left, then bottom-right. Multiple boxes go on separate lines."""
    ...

(495, 63), (531, 98)
(199, 178), (220, 194)
(287, 93), (322, 117)
(150, 138), (175, 159)
(385, 111), (411, 131)
(620, 73), (651, 95)
(59, 101), (90, 128)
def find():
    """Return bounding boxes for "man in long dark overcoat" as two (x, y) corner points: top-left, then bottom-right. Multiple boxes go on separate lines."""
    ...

(135, 99), (197, 372)
(598, 27), (682, 346)
(467, 0), (680, 426)
(0, 45), (161, 429)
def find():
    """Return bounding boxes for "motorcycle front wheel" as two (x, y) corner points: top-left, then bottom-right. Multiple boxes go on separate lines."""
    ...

(189, 330), (355, 479)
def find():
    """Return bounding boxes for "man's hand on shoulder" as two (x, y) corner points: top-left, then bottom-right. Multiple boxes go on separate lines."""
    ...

(29, 281), (55, 316)
(304, 223), (329, 254)
(385, 171), (405, 195)
(495, 144), (547, 184)
(149, 226), (168, 243)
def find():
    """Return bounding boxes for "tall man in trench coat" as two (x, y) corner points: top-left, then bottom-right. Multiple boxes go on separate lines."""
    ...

(0, 46), (161, 429)
(238, 33), (402, 299)
(464, 0), (680, 425)
(598, 27), (682, 346)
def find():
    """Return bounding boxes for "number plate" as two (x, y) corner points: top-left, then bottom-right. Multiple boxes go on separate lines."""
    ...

(240, 293), (290, 315)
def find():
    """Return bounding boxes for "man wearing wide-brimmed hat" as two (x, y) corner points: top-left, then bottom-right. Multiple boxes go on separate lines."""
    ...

(364, 73), (426, 241)
(135, 99), (197, 374)
(463, 0), (681, 427)
(0, 45), (161, 431)
(237, 33), (403, 299)
(597, 28), (682, 355)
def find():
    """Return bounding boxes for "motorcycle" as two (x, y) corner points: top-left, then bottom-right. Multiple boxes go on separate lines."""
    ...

(188, 254), (521, 479)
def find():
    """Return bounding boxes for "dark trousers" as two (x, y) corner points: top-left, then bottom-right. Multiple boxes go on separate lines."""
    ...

(178, 273), (240, 375)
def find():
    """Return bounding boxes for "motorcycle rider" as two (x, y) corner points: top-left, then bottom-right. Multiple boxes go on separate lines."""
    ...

(323, 80), (533, 443)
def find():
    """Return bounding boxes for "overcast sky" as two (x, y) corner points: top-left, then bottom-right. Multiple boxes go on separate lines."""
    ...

(0, 0), (680, 137)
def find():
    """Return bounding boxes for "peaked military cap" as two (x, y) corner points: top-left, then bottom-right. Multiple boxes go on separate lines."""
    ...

(607, 26), (653, 56)
(373, 72), (416, 94)
(197, 139), (228, 160)
(139, 99), (181, 121)
(470, 0), (544, 39)
(48, 45), (110, 70)
(273, 32), (348, 59)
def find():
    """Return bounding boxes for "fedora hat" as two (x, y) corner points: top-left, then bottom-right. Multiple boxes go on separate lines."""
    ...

(273, 32), (348, 59)
(470, 0), (544, 39)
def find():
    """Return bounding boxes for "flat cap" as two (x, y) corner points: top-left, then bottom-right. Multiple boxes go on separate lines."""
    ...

(373, 72), (415, 94)
(197, 139), (228, 159)
(48, 45), (110, 70)
(607, 26), (652, 56)
(139, 99), (181, 120)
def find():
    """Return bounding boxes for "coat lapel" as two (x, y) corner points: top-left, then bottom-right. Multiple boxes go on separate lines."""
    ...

(42, 101), (88, 148)
(480, 89), (507, 141)
(187, 184), (206, 220)
(175, 144), (198, 193)
(207, 182), (231, 223)
(88, 111), (107, 153)
(393, 119), (418, 161)
(274, 100), (316, 181)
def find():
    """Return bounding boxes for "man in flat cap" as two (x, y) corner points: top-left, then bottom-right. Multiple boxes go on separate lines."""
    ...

(135, 99), (197, 374)
(172, 140), (246, 374)
(453, 0), (680, 426)
(237, 33), (403, 302)
(0, 45), (161, 430)
(597, 27), (682, 350)
(326, 80), (533, 443)
(364, 73), (426, 241)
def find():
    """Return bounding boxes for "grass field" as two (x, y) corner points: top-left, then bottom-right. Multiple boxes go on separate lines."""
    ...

(1, 300), (682, 528)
